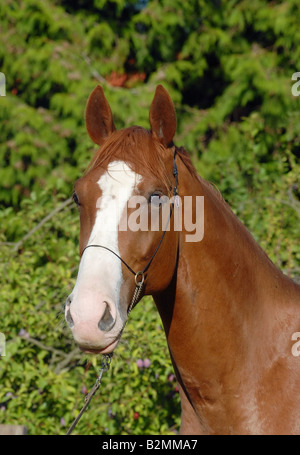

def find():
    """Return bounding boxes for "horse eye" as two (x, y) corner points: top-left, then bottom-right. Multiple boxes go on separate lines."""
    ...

(149, 193), (161, 206)
(72, 192), (80, 206)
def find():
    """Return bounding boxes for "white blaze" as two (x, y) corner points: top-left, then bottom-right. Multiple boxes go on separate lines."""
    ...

(70, 161), (141, 335)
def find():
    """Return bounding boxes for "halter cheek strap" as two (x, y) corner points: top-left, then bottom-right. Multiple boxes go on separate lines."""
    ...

(81, 150), (178, 315)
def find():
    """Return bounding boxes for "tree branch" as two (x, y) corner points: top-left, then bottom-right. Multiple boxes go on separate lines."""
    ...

(286, 186), (300, 219)
(19, 335), (82, 374)
(12, 197), (73, 253)
(20, 335), (68, 357)
(54, 347), (81, 375)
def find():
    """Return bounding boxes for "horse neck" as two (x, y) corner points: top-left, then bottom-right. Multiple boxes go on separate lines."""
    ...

(154, 160), (300, 390)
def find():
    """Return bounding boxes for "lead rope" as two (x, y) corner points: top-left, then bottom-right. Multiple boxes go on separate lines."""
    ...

(65, 353), (112, 435)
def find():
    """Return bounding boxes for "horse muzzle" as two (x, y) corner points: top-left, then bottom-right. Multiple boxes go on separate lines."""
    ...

(65, 292), (124, 354)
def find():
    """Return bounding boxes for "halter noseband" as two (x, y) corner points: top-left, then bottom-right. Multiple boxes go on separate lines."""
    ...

(81, 150), (179, 315)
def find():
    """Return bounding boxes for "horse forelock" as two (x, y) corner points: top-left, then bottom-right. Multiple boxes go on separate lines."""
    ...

(85, 126), (174, 191)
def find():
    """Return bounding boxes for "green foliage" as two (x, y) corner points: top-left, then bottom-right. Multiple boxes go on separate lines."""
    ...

(0, 195), (180, 434)
(0, 0), (299, 435)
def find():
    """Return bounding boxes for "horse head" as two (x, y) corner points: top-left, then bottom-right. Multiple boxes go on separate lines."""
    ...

(65, 85), (179, 354)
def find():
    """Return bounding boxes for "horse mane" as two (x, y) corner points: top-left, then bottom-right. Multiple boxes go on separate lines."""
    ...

(86, 126), (174, 192)
(175, 145), (227, 204)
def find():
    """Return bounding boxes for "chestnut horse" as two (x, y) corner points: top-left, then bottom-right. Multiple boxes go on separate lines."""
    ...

(65, 85), (300, 435)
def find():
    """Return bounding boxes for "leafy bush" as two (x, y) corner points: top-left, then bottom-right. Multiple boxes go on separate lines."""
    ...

(0, 194), (180, 435)
(0, 0), (299, 435)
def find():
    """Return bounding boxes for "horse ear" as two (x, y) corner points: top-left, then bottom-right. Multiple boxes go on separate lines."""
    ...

(149, 85), (177, 147)
(85, 85), (116, 146)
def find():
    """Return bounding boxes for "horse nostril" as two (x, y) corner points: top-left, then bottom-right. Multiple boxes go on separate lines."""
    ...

(98, 302), (115, 332)
(66, 308), (74, 328)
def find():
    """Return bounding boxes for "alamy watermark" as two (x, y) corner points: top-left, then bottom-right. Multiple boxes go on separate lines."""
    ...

(96, 194), (205, 242)
(291, 72), (300, 97)
(0, 72), (6, 97)
(0, 332), (6, 356)
(291, 332), (300, 357)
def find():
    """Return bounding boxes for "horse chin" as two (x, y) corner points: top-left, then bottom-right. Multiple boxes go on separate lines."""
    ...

(78, 335), (121, 355)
